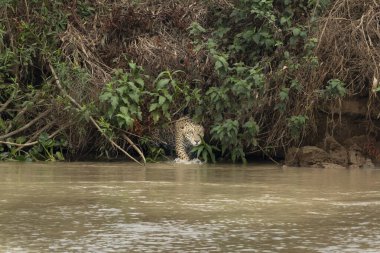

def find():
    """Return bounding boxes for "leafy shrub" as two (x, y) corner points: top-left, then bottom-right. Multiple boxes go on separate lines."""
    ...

(288, 115), (309, 139)
(324, 79), (346, 98)
(99, 63), (145, 129)
(191, 140), (219, 163)
(186, 0), (331, 161)
(0, 0), (335, 162)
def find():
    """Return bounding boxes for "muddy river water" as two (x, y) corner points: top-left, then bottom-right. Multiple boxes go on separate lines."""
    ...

(0, 162), (379, 252)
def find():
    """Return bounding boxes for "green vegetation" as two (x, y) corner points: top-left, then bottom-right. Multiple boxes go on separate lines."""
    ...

(0, 0), (378, 163)
(99, 64), (145, 130)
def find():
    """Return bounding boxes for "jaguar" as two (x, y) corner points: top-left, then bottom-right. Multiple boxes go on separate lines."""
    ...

(154, 117), (204, 161)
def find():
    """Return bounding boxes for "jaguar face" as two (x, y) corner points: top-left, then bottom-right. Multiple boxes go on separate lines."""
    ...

(183, 125), (204, 146)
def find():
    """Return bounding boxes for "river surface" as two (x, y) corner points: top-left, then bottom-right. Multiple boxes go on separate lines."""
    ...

(0, 162), (380, 253)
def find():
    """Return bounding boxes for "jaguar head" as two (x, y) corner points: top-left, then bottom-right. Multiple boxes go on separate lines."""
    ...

(184, 125), (204, 146)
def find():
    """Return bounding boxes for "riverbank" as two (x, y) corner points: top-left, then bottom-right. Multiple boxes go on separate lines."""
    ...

(1, 0), (379, 163)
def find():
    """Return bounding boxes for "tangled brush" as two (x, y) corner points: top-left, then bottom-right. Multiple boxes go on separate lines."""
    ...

(315, 0), (380, 95)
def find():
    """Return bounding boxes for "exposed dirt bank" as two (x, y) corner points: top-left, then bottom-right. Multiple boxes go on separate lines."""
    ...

(285, 97), (380, 168)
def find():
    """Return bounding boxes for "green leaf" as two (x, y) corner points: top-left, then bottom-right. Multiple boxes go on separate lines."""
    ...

(164, 110), (171, 120)
(158, 96), (166, 105)
(128, 92), (140, 103)
(149, 103), (158, 112)
(121, 97), (130, 104)
(165, 93), (173, 102)
(119, 106), (129, 115)
(129, 62), (137, 71)
(137, 110), (142, 120)
(156, 78), (170, 89)
(55, 151), (65, 161)
(243, 119), (259, 137)
(99, 92), (112, 102)
(188, 22), (206, 36)
(202, 150), (208, 163)
(215, 60), (223, 71)
(280, 16), (288, 25)
(205, 144), (216, 163)
(38, 132), (49, 144)
(161, 103), (169, 114)
(110, 96), (119, 110)
(300, 31), (307, 38)
(135, 78), (144, 87)
(290, 79), (301, 91)
(116, 113), (134, 128)
(152, 111), (160, 123)
(210, 151), (216, 163)
(196, 146), (204, 158)
(127, 81), (137, 90)
(15, 155), (27, 161)
(116, 86), (127, 95)
(16, 136), (27, 144)
(292, 27), (301, 36)
(279, 88), (289, 101)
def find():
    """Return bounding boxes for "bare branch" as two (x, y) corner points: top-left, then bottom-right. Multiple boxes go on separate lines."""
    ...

(0, 124), (67, 148)
(49, 62), (144, 165)
(0, 109), (51, 140)
(0, 89), (16, 114)
(122, 133), (146, 164)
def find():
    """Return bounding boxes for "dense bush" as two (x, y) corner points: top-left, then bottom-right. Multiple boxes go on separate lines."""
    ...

(3, 0), (370, 163)
(187, 0), (332, 161)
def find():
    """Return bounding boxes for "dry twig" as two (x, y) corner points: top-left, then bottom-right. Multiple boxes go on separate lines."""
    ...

(48, 62), (144, 165)
(122, 133), (146, 164)
(0, 89), (16, 114)
(0, 109), (51, 140)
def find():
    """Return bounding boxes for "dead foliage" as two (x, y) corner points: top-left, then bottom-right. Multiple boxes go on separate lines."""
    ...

(60, 23), (112, 87)
(315, 0), (380, 95)
(259, 0), (380, 152)
(64, 0), (221, 78)
(55, 0), (224, 155)
(314, 0), (380, 139)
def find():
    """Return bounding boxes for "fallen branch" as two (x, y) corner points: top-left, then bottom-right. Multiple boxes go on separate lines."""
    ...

(15, 122), (66, 152)
(0, 109), (51, 140)
(257, 144), (280, 165)
(122, 133), (146, 164)
(0, 88), (16, 113)
(5, 105), (31, 134)
(48, 62), (144, 165)
(0, 140), (37, 147)
(0, 125), (67, 148)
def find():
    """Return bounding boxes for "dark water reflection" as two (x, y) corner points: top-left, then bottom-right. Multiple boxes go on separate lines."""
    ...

(0, 162), (380, 252)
